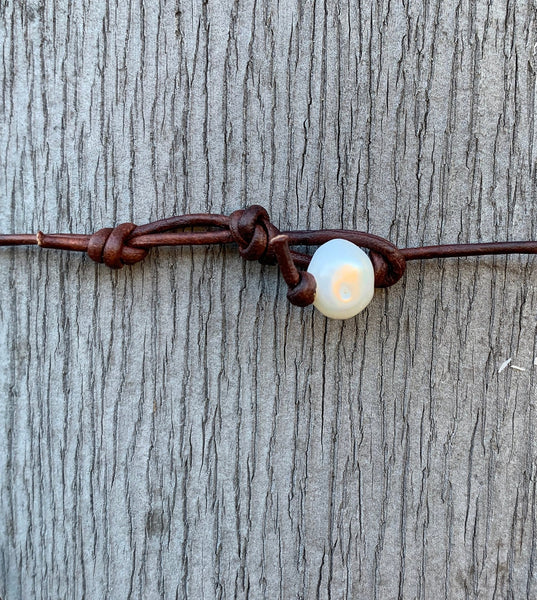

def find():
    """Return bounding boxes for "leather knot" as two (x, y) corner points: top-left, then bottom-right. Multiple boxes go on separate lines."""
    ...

(87, 222), (147, 269)
(369, 247), (406, 288)
(229, 205), (279, 264)
(286, 271), (317, 307)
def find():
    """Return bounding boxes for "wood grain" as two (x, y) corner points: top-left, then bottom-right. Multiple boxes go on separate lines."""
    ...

(1, 0), (536, 598)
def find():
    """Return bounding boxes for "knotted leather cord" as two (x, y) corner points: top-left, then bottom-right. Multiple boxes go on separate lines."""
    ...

(2, 204), (537, 307)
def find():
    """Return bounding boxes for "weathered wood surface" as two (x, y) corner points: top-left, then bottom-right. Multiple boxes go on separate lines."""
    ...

(1, 0), (537, 598)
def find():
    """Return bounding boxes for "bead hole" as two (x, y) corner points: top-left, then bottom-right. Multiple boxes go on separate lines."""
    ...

(339, 284), (352, 301)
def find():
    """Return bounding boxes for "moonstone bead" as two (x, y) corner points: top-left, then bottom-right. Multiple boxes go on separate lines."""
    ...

(306, 238), (375, 319)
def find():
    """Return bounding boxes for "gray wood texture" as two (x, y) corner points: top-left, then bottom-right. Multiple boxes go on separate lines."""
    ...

(1, 0), (537, 598)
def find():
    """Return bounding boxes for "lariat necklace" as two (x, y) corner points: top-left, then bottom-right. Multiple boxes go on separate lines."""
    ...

(2, 204), (536, 320)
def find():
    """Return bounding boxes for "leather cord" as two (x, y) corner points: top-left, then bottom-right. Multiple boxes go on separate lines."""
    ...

(2, 205), (537, 307)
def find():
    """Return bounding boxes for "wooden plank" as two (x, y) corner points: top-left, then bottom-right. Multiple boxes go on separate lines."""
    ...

(1, 0), (536, 598)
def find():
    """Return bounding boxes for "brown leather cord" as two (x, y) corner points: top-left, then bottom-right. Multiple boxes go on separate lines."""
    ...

(2, 204), (537, 307)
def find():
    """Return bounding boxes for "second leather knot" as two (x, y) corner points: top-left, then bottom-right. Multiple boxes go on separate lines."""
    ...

(228, 205), (279, 264)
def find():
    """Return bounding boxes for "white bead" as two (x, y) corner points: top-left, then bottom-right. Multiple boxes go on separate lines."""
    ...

(306, 239), (375, 319)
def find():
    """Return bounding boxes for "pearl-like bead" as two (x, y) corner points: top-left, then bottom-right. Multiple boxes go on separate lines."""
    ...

(306, 239), (375, 319)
